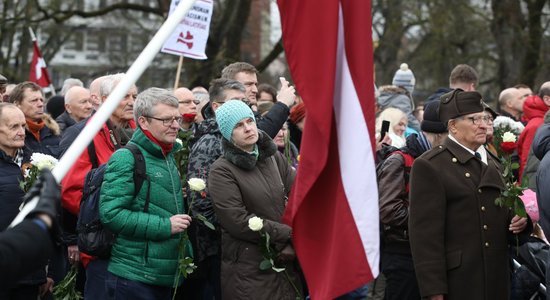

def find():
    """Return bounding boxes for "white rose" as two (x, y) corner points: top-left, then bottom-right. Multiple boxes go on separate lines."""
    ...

(31, 153), (58, 170)
(493, 116), (514, 129)
(188, 178), (206, 192)
(502, 131), (517, 143)
(175, 138), (183, 146)
(248, 216), (263, 232)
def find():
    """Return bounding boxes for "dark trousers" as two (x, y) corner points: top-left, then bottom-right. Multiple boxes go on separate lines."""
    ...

(105, 272), (172, 300)
(84, 258), (109, 299)
(0, 285), (38, 300)
(380, 252), (420, 300)
(177, 255), (221, 300)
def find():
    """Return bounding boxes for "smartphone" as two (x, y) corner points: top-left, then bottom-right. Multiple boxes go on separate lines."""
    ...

(379, 120), (390, 142)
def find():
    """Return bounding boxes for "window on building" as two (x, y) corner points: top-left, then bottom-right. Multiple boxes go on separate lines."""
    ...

(86, 32), (105, 52)
(64, 32), (84, 51)
(107, 33), (127, 52)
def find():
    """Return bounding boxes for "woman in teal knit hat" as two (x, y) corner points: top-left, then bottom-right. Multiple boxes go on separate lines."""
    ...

(208, 100), (303, 299)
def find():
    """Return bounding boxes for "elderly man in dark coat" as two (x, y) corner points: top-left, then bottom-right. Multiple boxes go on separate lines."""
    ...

(408, 89), (529, 300)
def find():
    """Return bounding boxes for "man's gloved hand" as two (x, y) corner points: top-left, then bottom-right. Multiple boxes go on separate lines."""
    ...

(277, 243), (296, 263)
(24, 169), (61, 240)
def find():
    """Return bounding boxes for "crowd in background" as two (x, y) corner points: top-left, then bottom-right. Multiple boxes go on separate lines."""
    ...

(0, 60), (549, 300)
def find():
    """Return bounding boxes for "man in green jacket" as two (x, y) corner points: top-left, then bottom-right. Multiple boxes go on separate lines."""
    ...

(100, 87), (192, 299)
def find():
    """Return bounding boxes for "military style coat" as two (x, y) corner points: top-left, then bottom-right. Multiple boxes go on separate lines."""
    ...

(409, 137), (515, 300)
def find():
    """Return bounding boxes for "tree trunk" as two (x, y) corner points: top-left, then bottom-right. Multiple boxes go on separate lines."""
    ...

(490, 0), (525, 90)
(519, 0), (546, 88)
(373, 0), (405, 86)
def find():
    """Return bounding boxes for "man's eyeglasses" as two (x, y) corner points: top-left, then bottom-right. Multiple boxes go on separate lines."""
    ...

(179, 99), (201, 105)
(464, 116), (494, 125)
(145, 115), (183, 126)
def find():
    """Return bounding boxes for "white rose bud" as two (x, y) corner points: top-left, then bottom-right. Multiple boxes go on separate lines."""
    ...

(175, 138), (183, 146)
(188, 178), (206, 192)
(248, 216), (263, 232)
(502, 131), (516, 143)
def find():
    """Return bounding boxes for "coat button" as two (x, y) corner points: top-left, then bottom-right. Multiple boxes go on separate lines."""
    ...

(439, 146), (443, 149)
(478, 189), (482, 193)
(465, 172), (471, 177)
(485, 242), (490, 248)
(452, 158), (457, 163)
(483, 225), (488, 230)
(481, 206), (486, 211)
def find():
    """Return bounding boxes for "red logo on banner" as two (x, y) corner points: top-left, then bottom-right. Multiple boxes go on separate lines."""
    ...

(177, 31), (194, 49)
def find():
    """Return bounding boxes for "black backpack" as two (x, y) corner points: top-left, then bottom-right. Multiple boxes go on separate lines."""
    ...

(76, 143), (150, 258)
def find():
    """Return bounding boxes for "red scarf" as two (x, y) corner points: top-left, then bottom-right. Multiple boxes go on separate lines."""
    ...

(26, 118), (45, 141)
(142, 129), (173, 156)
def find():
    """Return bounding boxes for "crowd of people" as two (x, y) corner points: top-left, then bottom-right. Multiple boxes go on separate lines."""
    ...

(0, 62), (306, 300)
(0, 60), (549, 300)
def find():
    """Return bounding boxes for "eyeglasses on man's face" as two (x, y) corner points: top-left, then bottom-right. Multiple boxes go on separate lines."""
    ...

(145, 115), (183, 126)
(463, 115), (493, 125)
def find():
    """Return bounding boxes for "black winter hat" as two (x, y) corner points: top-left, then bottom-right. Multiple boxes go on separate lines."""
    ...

(421, 100), (447, 133)
(46, 95), (65, 119)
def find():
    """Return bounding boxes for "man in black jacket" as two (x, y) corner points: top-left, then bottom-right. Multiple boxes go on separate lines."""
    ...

(0, 169), (60, 289)
(221, 62), (295, 138)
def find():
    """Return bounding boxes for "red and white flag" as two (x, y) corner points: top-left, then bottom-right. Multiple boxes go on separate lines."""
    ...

(29, 39), (52, 88)
(278, 1), (379, 299)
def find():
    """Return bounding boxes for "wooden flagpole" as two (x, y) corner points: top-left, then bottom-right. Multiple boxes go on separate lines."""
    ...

(174, 55), (184, 89)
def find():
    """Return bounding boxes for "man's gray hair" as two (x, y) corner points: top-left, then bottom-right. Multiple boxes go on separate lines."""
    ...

(134, 87), (179, 124)
(99, 73), (125, 98)
(208, 78), (245, 103)
(194, 91), (209, 103)
(64, 86), (88, 105)
(60, 78), (84, 96)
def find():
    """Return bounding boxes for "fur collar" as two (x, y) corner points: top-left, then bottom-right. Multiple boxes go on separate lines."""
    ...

(42, 114), (61, 136)
(222, 130), (277, 170)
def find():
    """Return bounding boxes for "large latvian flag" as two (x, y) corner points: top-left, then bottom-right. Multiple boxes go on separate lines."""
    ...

(278, 1), (379, 299)
(29, 39), (52, 88)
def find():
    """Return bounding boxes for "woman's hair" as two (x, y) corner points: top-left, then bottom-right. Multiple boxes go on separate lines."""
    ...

(375, 107), (407, 136)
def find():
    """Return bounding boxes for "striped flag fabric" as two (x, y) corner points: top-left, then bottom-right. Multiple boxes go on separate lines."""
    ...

(278, 1), (379, 299)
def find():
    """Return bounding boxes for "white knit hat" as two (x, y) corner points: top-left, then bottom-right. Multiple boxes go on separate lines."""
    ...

(392, 63), (415, 95)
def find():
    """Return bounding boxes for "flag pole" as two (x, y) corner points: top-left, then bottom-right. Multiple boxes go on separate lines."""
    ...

(28, 27), (37, 42)
(10, 0), (198, 228)
(174, 55), (184, 89)
(49, 83), (57, 96)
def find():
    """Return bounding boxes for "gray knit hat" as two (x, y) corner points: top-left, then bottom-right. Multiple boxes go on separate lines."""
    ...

(215, 100), (256, 141)
(392, 63), (415, 95)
